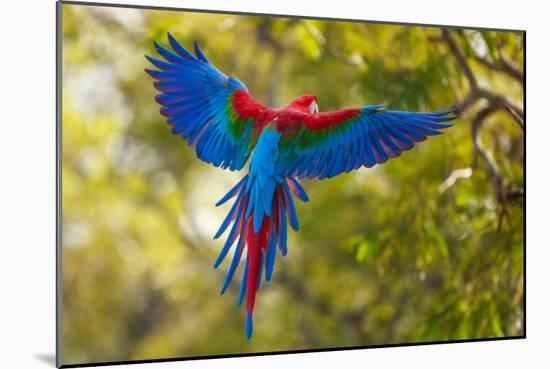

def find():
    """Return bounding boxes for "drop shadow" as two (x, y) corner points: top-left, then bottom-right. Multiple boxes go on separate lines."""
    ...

(34, 353), (56, 367)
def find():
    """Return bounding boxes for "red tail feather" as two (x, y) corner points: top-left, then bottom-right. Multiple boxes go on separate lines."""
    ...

(245, 213), (269, 316)
(215, 174), (308, 339)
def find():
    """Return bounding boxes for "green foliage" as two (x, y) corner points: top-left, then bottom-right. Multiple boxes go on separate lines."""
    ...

(61, 4), (524, 365)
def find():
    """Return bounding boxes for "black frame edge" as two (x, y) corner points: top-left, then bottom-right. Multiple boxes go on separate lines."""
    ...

(56, 0), (63, 367)
(55, 1), (527, 368)
(60, 336), (525, 368)
(522, 30), (526, 339)
(61, 0), (525, 33)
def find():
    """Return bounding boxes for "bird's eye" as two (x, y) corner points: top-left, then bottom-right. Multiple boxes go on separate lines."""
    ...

(309, 101), (319, 113)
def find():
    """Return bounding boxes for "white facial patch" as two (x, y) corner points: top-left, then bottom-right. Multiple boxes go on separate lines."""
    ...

(309, 100), (319, 113)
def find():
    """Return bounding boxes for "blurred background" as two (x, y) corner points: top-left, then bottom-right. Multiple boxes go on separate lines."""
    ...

(61, 3), (524, 365)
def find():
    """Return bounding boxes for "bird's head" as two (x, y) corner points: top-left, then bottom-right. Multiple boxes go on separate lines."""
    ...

(287, 94), (319, 113)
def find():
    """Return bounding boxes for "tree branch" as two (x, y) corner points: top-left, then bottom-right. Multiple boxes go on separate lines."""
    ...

(471, 105), (524, 231)
(441, 29), (478, 90)
(499, 49), (524, 82)
(473, 54), (523, 83)
(471, 106), (503, 189)
(440, 28), (525, 231)
(477, 88), (524, 129)
(441, 29), (524, 131)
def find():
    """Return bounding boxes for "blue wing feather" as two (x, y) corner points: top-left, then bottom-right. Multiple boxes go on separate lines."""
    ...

(146, 34), (257, 171)
(281, 106), (456, 179)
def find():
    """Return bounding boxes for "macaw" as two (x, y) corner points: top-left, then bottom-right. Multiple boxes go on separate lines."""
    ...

(146, 33), (456, 339)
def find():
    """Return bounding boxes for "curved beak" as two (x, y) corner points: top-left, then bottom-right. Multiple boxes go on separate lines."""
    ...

(310, 101), (319, 113)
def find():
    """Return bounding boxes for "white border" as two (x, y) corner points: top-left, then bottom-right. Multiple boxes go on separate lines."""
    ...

(1, 1), (548, 368)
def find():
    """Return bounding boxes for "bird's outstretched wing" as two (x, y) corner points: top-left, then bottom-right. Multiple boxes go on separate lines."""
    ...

(277, 105), (457, 179)
(146, 34), (268, 171)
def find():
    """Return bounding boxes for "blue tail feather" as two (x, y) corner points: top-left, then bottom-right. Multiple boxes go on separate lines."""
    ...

(237, 257), (248, 307)
(245, 311), (253, 340)
(214, 174), (309, 338)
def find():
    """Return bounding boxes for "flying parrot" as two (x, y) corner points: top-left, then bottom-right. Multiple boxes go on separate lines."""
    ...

(146, 33), (456, 339)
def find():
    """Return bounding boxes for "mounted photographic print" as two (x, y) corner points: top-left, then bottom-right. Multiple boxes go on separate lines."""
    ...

(56, 1), (525, 367)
